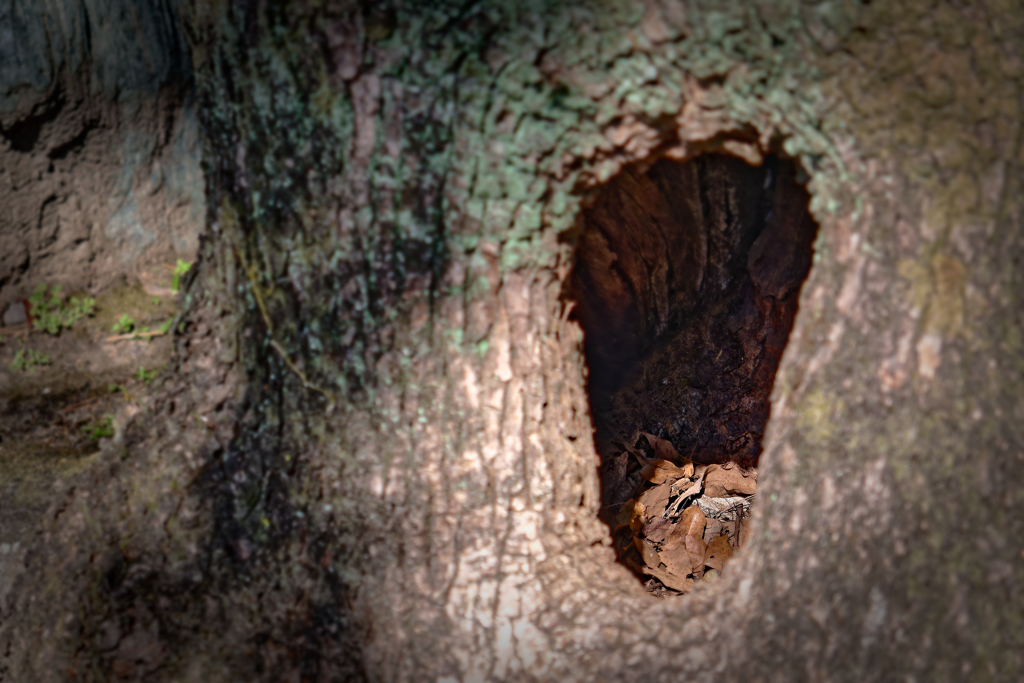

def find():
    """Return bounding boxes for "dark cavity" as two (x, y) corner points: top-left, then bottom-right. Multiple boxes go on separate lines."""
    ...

(565, 153), (818, 515)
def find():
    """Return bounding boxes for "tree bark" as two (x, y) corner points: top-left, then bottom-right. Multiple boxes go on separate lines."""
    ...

(3, 1), (1023, 681)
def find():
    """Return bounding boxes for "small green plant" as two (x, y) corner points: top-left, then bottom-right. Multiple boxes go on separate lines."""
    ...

(82, 414), (114, 440)
(9, 347), (52, 373)
(171, 260), (193, 293)
(135, 366), (160, 385)
(111, 314), (136, 334)
(159, 316), (174, 334)
(28, 284), (95, 335)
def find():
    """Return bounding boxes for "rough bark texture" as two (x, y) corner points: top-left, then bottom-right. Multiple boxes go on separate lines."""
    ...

(0, 0), (203, 305)
(2, 1), (1023, 682)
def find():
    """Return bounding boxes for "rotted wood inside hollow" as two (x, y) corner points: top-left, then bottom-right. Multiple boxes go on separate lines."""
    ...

(567, 154), (818, 510)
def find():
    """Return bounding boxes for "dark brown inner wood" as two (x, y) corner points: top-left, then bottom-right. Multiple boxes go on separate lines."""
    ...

(566, 153), (818, 510)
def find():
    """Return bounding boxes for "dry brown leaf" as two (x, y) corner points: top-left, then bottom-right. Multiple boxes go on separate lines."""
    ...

(667, 505), (707, 572)
(703, 517), (728, 545)
(634, 536), (662, 569)
(704, 533), (734, 572)
(637, 481), (672, 519)
(641, 516), (675, 545)
(640, 459), (694, 484)
(696, 495), (750, 521)
(660, 519), (685, 551)
(679, 505), (707, 540)
(629, 499), (647, 536)
(621, 441), (647, 463)
(704, 462), (757, 498)
(642, 432), (683, 462)
(685, 530), (707, 573)
(674, 474), (705, 504)
(615, 498), (637, 530)
(646, 565), (695, 593)
(660, 525), (683, 551)
(655, 541), (691, 577)
(663, 468), (709, 519)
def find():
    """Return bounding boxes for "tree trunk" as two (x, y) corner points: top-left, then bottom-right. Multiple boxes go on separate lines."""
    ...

(3, 1), (1023, 681)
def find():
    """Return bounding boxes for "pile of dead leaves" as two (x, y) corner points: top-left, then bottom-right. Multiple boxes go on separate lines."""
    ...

(612, 434), (757, 595)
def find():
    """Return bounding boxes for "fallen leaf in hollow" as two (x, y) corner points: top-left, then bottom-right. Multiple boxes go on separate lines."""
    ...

(651, 504), (707, 580)
(637, 481), (672, 520)
(696, 495), (750, 521)
(686, 528), (708, 574)
(646, 565), (695, 593)
(660, 519), (685, 551)
(664, 469), (708, 518)
(629, 499), (647, 536)
(634, 536), (662, 569)
(704, 533), (734, 572)
(678, 505), (707, 541)
(675, 473), (705, 501)
(703, 518), (728, 545)
(657, 540), (692, 577)
(621, 440), (647, 463)
(667, 505), (708, 573)
(642, 432), (683, 462)
(641, 516), (676, 545)
(640, 458), (694, 484)
(704, 462), (757, 498)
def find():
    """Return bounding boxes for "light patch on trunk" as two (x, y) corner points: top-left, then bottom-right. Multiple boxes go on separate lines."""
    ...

(484, 385), (504, 412)
(461, 361), (481, 409)
(789, 488), (807, 533)
(442, 507), (551, 680)
(836, 243), (866, 318)
(368, 473), (384, 496)
(916, 333), (942, 380)
(877, 323), (914, 392)
(820, 473), (836, 511)
(490, 311), (514, 383)
(777, 443), (798, 473)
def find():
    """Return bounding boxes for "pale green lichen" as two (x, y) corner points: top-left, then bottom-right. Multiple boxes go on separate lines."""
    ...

(795, 387), (846, 449)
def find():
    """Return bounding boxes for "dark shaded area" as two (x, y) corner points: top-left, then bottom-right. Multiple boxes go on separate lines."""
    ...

(0, 99), (65, 152)
(566, 153), (818, 513)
